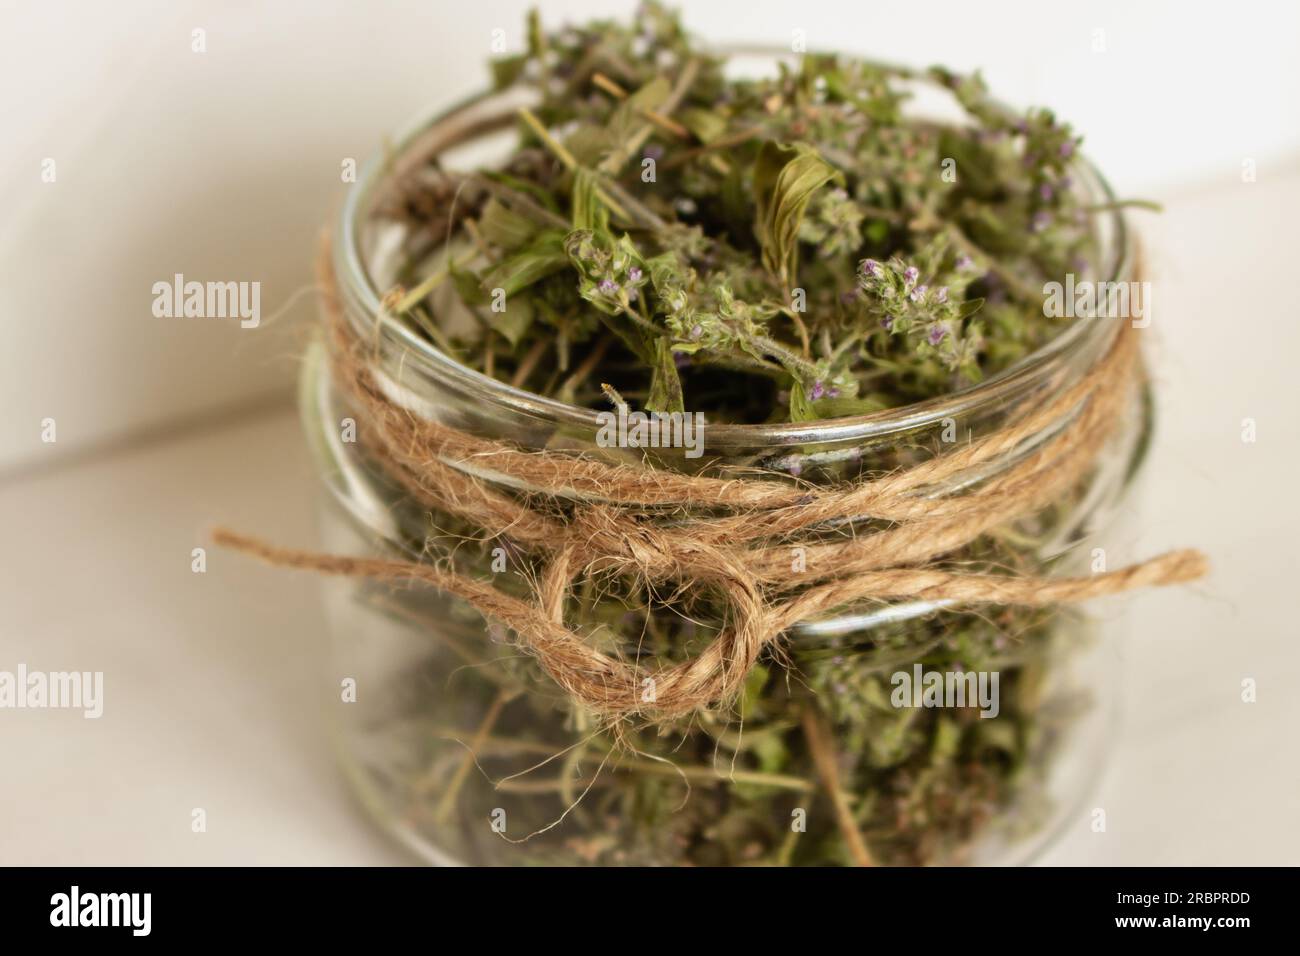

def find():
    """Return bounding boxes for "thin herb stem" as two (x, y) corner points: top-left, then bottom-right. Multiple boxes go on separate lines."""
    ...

(429, 690), (514, 816)
(800, 704), (875, 867)
(393, 247), (479, 314)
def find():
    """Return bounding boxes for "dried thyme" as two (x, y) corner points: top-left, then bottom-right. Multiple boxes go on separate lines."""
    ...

(354, 2), (1130, 866)
(382, 3), (1100, 422)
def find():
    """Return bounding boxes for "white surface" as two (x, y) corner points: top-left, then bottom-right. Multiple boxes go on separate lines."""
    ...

(3, 0), (1298, 469)
(1037, 168), (1300, 865)
(0, 407), (406, 864)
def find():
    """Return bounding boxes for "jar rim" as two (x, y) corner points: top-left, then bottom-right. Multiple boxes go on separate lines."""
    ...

(333, 57), (1132, 448)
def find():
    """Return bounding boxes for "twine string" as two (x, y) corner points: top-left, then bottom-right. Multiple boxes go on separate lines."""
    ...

(213, 249), (1207, 722)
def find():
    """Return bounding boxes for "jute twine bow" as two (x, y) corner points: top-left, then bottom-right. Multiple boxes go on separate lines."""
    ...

(215, 249), (1207, 723)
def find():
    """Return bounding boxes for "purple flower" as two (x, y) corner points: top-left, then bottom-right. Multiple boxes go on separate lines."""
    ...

(860, 258), (881, 277)
(1039, 183), (1054, 202)
(828, 387), (841, 398)
(1059, 140), (1075, 159)
(909, 284), (928, 302)
(810, 380), (826, 400)
(1031, 211), (1052, 232)
(927, 324), (948, 346)
(598, 278), (619, 294)
(903, 265), (920, 285)
(627, 266), (643, 282)
(689, 323), (703, 340)
(935, 287), (949, 304)
(881, 313), (895, 331)
(955, 254), (974, 272)
(643, 144), (664, 161)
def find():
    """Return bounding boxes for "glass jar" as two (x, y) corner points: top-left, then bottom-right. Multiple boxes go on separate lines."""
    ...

(302, 62), (1145, 866)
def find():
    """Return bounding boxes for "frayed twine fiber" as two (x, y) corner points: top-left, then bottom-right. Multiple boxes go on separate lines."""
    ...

(214, 244), (1207, 723)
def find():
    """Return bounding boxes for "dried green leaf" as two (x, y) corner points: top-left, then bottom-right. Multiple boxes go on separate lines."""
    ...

(571, 168), (610, 232)
(609, 75), (672, 142)
(480, 230), (569, 299)
(479, 198), (538, 251)
(788, 380), (817, 422)
(752, 141), (843, 287)
(646, 337), (685, 413)
(678, 106), (727, 143)
(490, 53), (528, 90)
(487, 296), (534, 347)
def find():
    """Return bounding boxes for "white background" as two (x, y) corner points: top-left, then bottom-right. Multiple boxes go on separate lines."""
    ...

(1, 1), (1297, 866)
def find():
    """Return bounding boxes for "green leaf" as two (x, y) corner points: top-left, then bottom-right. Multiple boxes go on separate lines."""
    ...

(593, 75), (674, 177)
(487, 296), (535, 347)
(480, 230), (569, 299)
(571, 168), (610, 232)
(450, 265), (489, 306)
(609, 75), (671, 142)
(752, 141), (843, 287)
(482, 170), (562, 213)
(490, 53), (528, 90)
(678, 106), (727, 144)
(452, 264), (534, 345)
(788, 380), (817, 422)
(938, 129), (1000, 199)
(646, 338), (685, 413)
(564, 124), (618, 167)
(478, 198), (538, 251)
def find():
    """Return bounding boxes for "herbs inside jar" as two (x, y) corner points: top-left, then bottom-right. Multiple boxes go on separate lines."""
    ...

(290, 2), (1174, 866)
